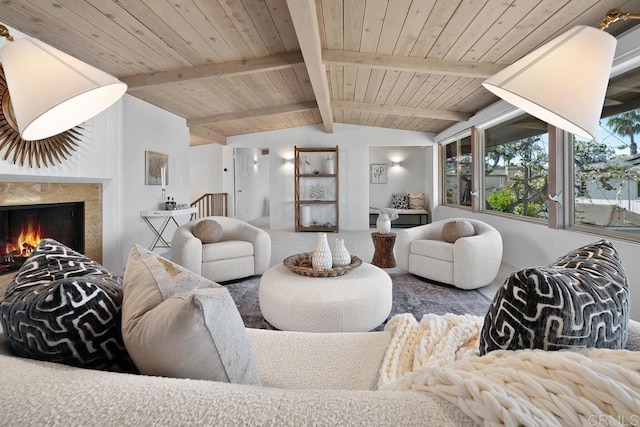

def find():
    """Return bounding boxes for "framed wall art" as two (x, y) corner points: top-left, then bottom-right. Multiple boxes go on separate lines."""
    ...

(370, 163), (388, 184)
(145, 150), (168, 186)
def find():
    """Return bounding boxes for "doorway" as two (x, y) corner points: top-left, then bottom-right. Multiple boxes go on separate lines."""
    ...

(233, 147), (270, 223)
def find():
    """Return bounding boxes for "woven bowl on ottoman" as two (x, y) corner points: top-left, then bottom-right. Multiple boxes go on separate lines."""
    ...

(258, 263), (392, 332)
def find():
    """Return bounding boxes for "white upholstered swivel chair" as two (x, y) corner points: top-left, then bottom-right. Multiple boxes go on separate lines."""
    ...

(395, 218), (503, 289)
(171, 216), (271, 282)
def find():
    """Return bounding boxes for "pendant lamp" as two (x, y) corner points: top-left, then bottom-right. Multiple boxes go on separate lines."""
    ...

(482, 9), (640, 139)
(482, 25), (616, 140)
(0, 26), (127, 141)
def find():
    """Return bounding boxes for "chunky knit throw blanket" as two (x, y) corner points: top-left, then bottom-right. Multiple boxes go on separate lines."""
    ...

(378, 313), (640, 426)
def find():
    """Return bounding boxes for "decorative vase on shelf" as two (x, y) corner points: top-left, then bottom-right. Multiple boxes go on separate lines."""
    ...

(325, 154), (335, 175)
(300, 155), (311, 174)
(332, 238), (350, 267)
(376, 212), (391, 234)
(300, 205), (311, 227)
(312, 232), (332, 270)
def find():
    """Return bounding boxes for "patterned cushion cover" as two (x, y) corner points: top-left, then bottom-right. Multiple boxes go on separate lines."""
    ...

(479, 240), (628, 355)
(0, 239), (136, 372)
(391, 193), (409, 209)
(407, 192), (426, 210)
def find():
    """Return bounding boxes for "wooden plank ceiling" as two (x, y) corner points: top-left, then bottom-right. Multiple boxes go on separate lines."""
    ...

(0, 0), (638, 145)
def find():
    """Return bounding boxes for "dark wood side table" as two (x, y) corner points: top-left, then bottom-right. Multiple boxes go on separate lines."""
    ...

(371, 232), (397, 268)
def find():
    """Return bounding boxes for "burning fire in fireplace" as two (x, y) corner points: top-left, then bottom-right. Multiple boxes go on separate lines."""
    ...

(1, 216), (46, 275)
(4, 218), (43, 258)
(1, 201), (84, 276)
(2, 219), (44, 273)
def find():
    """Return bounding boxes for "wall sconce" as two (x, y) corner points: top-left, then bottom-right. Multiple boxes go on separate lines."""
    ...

(391, 161), (402, 167)
(482, 9), (640, 140)
(283, 158), (294, 165)
(0, 24), (127, 141)
(254, 159), (258, 165)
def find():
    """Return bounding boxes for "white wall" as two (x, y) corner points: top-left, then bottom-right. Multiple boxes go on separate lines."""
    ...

(227, 123), (435, 230)
(121, 96), (191, 267)
(425, 145), (437, 213)
(189, 143), (224, 203)
(222, 146), (236, 216)
(369, 146), (428, 208)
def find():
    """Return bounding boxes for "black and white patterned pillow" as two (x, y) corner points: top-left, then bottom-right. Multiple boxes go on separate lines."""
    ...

(0, 239), (136, 372)
(479, 240), (628, 355)
(391, 193), (409, 209)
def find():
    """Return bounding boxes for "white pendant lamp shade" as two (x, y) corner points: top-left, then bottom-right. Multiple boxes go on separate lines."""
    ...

(0, 37), (127, 141)
(482, 26), (616, 140)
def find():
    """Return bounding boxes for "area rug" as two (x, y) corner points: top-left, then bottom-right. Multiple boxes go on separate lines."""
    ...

(224, 274), (493, 331)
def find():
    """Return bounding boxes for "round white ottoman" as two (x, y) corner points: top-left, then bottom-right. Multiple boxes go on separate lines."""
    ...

(259, 262), (392, 332)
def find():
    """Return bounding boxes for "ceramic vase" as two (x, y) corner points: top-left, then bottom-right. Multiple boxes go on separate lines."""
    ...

(331, 238), (350, 267)
(325, 155), (335, 175)
(312, 232), (332, 270)
(300, 155), (311, 174)
(376, 212), (391, 234)
(300, 205), (311, 227)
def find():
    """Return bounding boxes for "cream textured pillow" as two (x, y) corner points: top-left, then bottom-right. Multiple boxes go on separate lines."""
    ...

(193, 219), (223, 243)
(407, 192), (426, 210)
(442, 220), (475, 243)
(121, 244), (260, 385)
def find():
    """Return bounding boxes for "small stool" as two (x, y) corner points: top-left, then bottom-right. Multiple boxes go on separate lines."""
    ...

(371, 232), (396, 268)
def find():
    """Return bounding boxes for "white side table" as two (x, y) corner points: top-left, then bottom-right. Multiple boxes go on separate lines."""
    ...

(140, 207), (197, 250)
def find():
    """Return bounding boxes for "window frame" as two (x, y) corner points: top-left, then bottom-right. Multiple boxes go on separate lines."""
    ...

(440, 132), (473, 209)
(477, 112), (552, 224)
(449, 112), (640, 244)
(566, 123), (640, 243)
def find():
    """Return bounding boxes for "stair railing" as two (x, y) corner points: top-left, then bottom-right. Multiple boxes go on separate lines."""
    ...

(190, 193), (228, 220)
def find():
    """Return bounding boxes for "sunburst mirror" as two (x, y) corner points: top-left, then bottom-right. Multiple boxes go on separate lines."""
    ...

(0, 65), (82, 168)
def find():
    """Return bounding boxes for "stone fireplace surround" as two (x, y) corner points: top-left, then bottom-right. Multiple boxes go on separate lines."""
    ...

(0, 182), (102, 287)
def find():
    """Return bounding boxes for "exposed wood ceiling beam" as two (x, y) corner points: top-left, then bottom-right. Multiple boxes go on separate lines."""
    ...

(190, 133), (221, 147)
(189, 126), (227, 146)
(121, 51), (304, 90)
(188, 101), (317, 126)
(332, 100), (472, 122)
(286, 0), (333, 133)
(323, 50), (506, 79)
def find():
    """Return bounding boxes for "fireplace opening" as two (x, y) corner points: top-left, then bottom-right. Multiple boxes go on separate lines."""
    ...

(0, 202), (85, 275)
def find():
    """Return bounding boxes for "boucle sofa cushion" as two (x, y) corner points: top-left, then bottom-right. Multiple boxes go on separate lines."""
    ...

(480, 240), (628, 355)
(442, 220), (475, 243)
(0, 239), (135, 372)
(193, 219), (223, 243)
(409, 240), (454, 262)
(202, 240), (254, 262)
(121, 244), (260, 385)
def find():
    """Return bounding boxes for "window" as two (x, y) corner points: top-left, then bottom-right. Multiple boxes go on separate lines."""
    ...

(483, 114), (549, 219)
(572, 67), (640, 237)
(443, 135), (472, 206)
